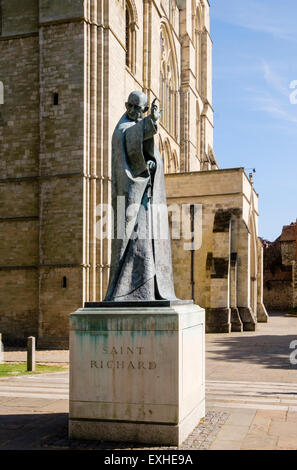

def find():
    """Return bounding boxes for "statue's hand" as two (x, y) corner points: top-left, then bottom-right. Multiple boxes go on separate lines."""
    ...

(147, 160), (156, 172)
(151, 98), (161, 122)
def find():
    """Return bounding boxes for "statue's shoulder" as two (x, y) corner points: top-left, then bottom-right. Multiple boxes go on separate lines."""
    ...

(115, 114), (136, 133)
(112, 114), (133, 147)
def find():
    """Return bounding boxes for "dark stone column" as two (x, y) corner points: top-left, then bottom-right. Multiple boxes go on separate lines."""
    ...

(206, 308), (231, 333)
(238, 307), (257, 331)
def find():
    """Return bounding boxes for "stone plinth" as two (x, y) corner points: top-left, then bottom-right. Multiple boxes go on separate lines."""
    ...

(69, 302), (205, 446)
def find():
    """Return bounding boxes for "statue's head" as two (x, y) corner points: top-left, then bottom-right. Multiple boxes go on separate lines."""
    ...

(125, 91), (149, 122)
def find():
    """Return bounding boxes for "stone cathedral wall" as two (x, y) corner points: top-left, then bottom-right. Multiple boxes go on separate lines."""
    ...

(0, 3), (39, 342)
(38, 19), (85, 347)
(0, 0), (86, 345)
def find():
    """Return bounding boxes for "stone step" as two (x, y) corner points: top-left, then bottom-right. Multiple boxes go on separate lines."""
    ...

(206, 394), (297, 405)
(206, 390), (297, 401)
(206, 386), (297, 394)
(207, 384), (297, 392)
(0, 385), (68, 395)
(0, 391), (69, 400)
(0, 376), (68, 383)
(206, 380), (297, 388)
(207, 401), (297, 412)
(205, 382), (297, 391)
(0, 381), (68, 389)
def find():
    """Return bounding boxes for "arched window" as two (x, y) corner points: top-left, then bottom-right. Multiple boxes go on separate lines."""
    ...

(164, 139), (178, 174)
(164, 139), (171, 174)
(196, 101), (201, 165)
(125, 7), (131, 67)
(208, 146), (219, 170)
(125, 0), (137, 74)
(160, 23), (178, 139)
(195, 9), (203, 94)
(172, 150), (178, 173)
(159, 135), (164, 158)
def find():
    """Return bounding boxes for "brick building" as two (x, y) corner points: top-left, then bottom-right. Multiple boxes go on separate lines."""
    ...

(263, 222), (297, 311)
(0, 0), (267, 347)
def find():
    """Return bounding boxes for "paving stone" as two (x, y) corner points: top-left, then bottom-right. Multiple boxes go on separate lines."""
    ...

(241, 435), (278, 450)
(210, 439), (242, 450)
(0, 397), (16, 405)
(256, 409), (287, 420)
(225, 411), (256, 426)
(277, 436), (297, 450)
(0, 407), (49, 415)
(1, 397), (59, 408)
(288, 406), (297, 412)
(40, 400), (69, 413)
(268, 420), (297, 438)
(286, 411), (297, 423)
(253, 411), (272, 426)
(214, 424), (250, 442)
(249, 422), (270, 434)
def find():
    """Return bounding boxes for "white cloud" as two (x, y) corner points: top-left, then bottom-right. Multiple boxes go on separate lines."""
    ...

(255, 97), (297, 124)
(262, 62), (289, 97)
(212, 0), (297, 42)
(249, 63), (297, 125)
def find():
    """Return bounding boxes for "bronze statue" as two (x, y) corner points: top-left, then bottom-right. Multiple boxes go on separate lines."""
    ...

(105, 91), (177, 302)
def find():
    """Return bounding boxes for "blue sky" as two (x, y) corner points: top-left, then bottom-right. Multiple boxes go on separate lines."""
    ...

(211, 0), (297, 241)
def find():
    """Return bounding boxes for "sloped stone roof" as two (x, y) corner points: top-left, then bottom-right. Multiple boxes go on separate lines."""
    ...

(280, 222), (297, 242)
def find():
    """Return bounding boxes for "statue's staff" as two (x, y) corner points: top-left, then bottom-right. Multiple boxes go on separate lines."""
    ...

(147, 98), (161, 200)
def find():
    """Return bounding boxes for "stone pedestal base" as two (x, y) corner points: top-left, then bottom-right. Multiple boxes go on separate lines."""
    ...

(238, 307), (257, 331)
(205, 308), (231, 333)
(257, 303), (269, 323)
(231, 308), (243, 332)
(69, 302), (205, 446)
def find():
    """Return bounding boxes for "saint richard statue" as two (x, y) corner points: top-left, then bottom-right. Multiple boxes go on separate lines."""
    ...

(105, 91), (177, 302)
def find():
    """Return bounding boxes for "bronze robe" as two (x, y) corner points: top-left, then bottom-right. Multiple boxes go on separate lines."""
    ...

(105, 112), (177, 301)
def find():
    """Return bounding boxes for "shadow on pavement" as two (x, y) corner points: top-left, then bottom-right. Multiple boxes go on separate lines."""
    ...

(0, 413), (68, 450)
(0, 412), (164, 450)
(0, 411), (227, 450)
(208, 333), (297, 370)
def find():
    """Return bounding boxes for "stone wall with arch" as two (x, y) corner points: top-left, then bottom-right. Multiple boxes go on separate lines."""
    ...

(159, 19), (179, 140)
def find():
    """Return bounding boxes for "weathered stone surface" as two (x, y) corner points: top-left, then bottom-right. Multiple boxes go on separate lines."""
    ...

(166, 169), (265, 334)
(0, 35), (39, 207)
(1, 0), (38, 36)
(205, 307), (231, 333)
(263, 221), (296, 311)
(211, 258), (229, 279)
(39, 0), (84, 23)
(69, 303), (205, 445)
(231, 308), (243, 332)
(238, 307), (257, 332)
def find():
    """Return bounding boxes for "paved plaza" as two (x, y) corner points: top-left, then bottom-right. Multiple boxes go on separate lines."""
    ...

(1, 313), (297, 450)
